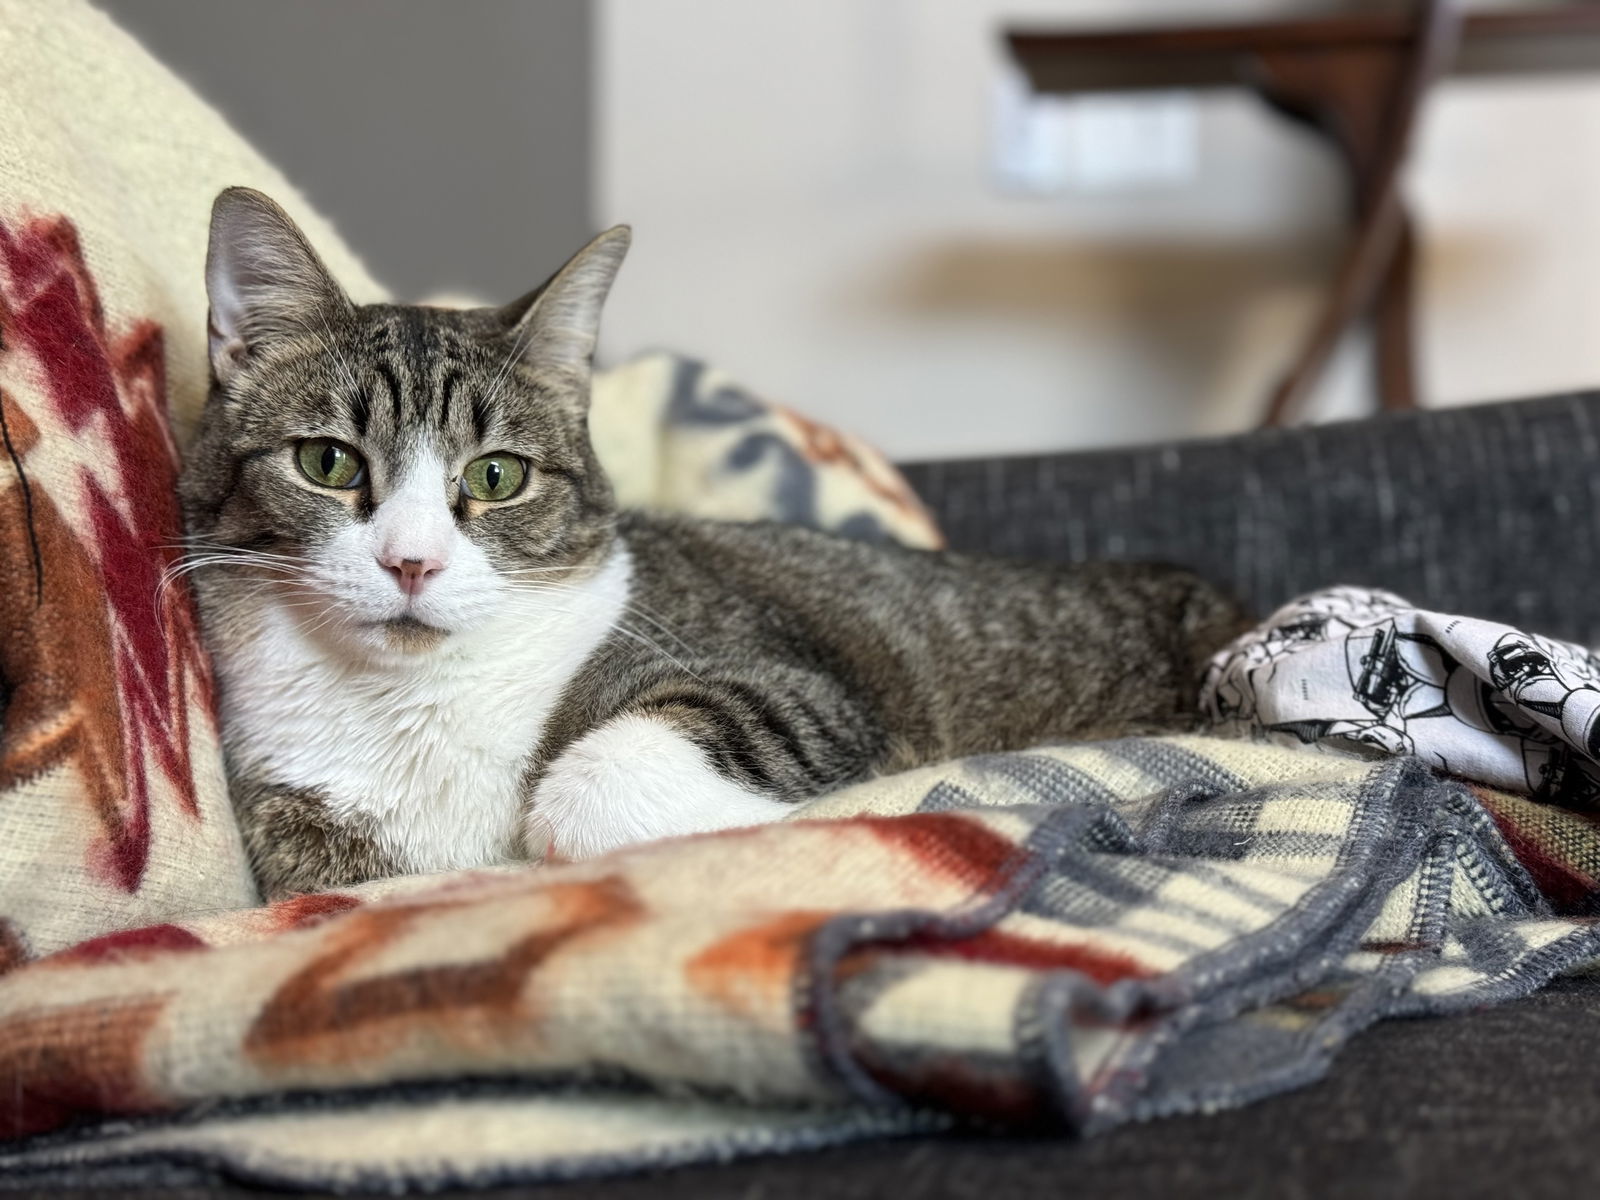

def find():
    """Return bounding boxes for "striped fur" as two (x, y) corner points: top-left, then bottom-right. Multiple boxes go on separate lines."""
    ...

(181, 188), (1245, 897)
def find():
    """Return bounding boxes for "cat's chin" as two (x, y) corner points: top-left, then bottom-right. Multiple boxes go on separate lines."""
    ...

(367, 615), (450, 655)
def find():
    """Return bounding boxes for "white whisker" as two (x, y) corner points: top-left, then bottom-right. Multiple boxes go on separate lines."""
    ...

(477, 300), (543, 418)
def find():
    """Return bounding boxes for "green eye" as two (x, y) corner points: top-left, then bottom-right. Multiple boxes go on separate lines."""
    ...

(461, 453), (527, 502)
(296, 438), (365, 489)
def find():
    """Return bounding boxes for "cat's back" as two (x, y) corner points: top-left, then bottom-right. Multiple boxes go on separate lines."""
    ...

(618, 509), (1238, 638)
(615, 511), (1245, 758)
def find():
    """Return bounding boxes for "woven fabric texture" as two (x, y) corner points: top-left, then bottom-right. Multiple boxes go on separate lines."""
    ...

(5, 734), (1600, 1189)
(901, 392), (1600, 646)
(0, 0), (388, 963)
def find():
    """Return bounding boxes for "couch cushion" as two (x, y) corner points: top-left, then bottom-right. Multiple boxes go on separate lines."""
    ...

(0, 0), (939, 967)
(0, 0), (387, 962)
(592, 353), (942, 549)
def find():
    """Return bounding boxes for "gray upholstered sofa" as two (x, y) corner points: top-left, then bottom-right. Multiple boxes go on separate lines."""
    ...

(508, 391), (1600, 1200)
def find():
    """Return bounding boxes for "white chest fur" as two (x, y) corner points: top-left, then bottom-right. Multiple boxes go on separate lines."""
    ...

(214, 549), (632, 872)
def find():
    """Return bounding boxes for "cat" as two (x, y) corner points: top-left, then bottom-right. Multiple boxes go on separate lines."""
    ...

(180, 187), (1246, 900)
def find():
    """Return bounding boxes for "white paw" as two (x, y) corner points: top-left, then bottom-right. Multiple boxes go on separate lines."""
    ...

(525, 713), (792, 860)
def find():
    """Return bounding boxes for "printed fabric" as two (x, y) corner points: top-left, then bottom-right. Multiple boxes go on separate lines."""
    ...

(1203, 587), (1600, 805)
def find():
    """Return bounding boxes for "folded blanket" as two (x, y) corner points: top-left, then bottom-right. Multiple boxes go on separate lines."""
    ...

(5, 735), (1598, 1190)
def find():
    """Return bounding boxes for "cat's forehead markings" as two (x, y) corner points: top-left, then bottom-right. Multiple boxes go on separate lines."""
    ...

(471, 388), (492, 445)
(439, 367), (462, 429)
(393, 306), (435, 367)
(375, 360), (404, 427)
(347, 382), (373, 439)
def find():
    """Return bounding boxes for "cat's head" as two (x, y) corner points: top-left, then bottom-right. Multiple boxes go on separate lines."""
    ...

(180, 187), (630, 656)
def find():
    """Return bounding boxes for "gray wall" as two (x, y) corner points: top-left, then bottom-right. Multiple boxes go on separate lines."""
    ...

(95, 0), (591, 302)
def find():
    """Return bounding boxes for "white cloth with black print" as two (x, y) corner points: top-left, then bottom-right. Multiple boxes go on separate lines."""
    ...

(1201, 587), (1600, 804)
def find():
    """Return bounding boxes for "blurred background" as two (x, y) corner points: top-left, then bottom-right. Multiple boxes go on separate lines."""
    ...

(96, 0), (1600, 461)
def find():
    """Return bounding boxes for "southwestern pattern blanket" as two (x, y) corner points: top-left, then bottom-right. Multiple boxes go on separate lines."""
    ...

(4, 735), (1599, 1190)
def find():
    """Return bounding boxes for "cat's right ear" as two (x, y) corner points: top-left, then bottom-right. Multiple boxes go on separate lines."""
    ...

(205, 187), (352, 384)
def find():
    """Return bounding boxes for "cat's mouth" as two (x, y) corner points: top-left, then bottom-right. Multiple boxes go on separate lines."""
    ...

(371, 614), (448, 653)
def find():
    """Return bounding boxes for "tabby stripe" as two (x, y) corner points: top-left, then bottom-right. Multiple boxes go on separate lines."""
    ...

(439, 368), (462, 427)
(540, 462), (583, 487)
(396, 307), (429, 364)
(647, 693), (782, 793)
(703, 733), (781, 793)
(215, 446), (278, 514)
(376, 361), (404, 426)
(347, 387), (372, 438)
(716, 678), (833, 786)
(784, 691), (855, 769)
(471, 391), (491, 444)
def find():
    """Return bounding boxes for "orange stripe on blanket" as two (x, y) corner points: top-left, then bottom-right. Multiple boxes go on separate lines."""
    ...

(244, 875), (643, 1069)
(265, 891), (364, 931)
(687, 910), (834, 1021)
(0, 993), (169, 1138)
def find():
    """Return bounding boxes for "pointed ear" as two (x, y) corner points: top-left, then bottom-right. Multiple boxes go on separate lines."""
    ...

(497, 226), (631, 383)
(205, 187), (352, 382)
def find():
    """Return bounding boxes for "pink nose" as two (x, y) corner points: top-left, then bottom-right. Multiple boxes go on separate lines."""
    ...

(380, 555), (446, 597)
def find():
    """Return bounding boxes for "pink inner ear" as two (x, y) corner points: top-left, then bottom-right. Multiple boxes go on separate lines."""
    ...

(207, 317), (248, 378)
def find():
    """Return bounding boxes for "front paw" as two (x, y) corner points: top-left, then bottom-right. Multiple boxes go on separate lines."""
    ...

(523, 714), (792, 861)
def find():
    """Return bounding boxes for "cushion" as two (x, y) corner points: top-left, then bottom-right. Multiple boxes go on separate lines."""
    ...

(591, 353), (942, 549)
(0, 0), (938, 967)
(0, 0), (383, 962)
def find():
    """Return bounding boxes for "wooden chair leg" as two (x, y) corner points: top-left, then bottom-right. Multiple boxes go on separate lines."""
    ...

(1253, 0), (1460, 427)
(1374, 214), (1419, 412)
(1258, 192), (1406, 427)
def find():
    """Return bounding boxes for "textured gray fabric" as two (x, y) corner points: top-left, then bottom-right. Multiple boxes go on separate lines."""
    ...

(901, 393), (1600, 645)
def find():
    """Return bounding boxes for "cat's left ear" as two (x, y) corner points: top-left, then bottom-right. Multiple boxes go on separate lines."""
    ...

(206, 187), (353, 384)
(497, 226), (631, 388)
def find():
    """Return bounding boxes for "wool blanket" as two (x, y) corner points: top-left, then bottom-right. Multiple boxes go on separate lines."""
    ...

(5, 734), (1599, 1191)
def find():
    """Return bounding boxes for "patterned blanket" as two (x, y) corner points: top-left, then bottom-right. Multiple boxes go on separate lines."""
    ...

(1203, 587), (1600, 805)
(5, 735), (1599, 1191)
(10, 5), (1595, 1190)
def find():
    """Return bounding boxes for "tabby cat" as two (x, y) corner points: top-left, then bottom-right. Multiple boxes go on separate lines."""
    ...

(181, 187), (1244, 899)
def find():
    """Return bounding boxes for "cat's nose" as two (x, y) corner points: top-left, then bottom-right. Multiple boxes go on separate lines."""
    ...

(379, 554), (446, 597)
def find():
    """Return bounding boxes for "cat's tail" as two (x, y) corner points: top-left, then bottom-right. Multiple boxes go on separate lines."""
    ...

(1179, 576), (1253, 668)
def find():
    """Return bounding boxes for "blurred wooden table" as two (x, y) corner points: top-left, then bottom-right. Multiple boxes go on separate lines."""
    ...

(1006, 3), (1600, 425)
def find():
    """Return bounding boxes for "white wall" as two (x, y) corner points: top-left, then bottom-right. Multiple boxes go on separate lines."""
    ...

(595, 0), (1600, 461)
